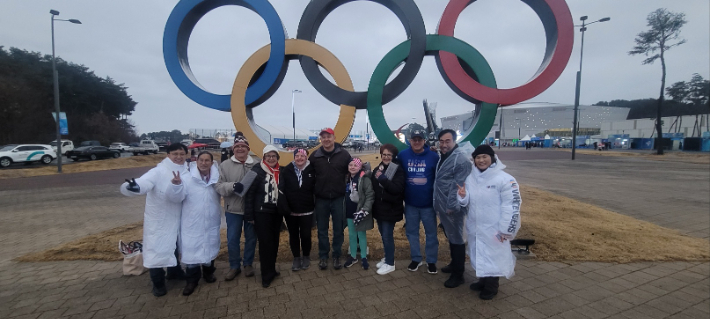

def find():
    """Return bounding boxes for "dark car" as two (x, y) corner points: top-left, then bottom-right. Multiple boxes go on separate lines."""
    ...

(193, 138), (221, 149)
(66, 146), (120, 161)
(80, 140), (102, 147)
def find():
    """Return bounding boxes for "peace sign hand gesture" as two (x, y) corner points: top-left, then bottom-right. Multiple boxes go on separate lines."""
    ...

(457, 183), (466, 198)
(171, 171), (182, 185)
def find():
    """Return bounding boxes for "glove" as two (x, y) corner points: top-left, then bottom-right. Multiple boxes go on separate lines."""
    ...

(232, 182), (244, 194)
(376, 173), (388, 183)
(125, 178), (140, 193)
(353, 210), (369, 225)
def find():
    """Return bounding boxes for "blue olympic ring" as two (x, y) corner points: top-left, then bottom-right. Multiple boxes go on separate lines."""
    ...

(163, 0), (285, 111)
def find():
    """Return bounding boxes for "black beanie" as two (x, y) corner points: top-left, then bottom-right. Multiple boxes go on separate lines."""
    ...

(471, 145), (496, 161)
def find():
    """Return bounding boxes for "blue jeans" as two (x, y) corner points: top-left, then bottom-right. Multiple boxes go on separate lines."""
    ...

(404, 205), (439, 264)
(377, 220), (395, 266)
(315, 197), (345, 259)
(226, 212), (256, 269)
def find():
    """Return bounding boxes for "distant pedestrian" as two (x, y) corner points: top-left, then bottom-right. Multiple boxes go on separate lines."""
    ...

(458, 145), (521, 300)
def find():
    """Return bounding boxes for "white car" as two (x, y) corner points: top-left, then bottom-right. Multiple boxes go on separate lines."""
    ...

(0, 144), (57, 168)
(109, 142), (130, 152)
(49, 139), (74, 155)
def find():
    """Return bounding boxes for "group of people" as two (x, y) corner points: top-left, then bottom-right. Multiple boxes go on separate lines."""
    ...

(123, 127), (522, 301)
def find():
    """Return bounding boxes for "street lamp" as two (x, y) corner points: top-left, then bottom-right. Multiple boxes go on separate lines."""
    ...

(515, 118), (522, 141)
(50, 9), (81, 173)
(291, 89), (302, 140)
(572, 15), (610, 160)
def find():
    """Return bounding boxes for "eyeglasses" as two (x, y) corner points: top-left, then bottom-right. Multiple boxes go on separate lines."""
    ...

(234, 145), (248, 149)
(381, 153), (393, 158)
(264, 155), (278, 159)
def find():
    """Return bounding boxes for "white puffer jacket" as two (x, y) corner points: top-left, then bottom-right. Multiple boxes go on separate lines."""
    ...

(120, 157), (188, 268)
(458, 156), (522, 278)
(179, 162), (221, 265)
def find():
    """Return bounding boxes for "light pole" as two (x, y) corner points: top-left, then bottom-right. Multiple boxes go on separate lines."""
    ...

(50, 9), (81, 173)
(515, 118), (521, 144)
(572, 15), (610, 160)
(291, 89), (301, 141)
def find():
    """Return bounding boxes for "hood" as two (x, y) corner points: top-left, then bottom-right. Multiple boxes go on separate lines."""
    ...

(230, 154), (255, 164)
(473, 155), (506, 178)
(158, 157), (188, 173)
(189, 161), (219, 185)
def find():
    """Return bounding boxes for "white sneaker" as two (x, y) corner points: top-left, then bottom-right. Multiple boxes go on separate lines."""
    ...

(376, 258), (386, 269)
(377, 264), (395, 275)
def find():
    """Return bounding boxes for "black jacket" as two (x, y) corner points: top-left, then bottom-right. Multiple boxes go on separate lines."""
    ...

(244, 164), (282, 221)
(280, 162), (316, 215)
(371, 162), (405, 223)
(309, 143), (351, 199)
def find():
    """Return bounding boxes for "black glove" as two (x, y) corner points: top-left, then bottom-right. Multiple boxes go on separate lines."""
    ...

(125, 178), (140, 193)
(376, 173), (388, 183)
(233, 182), (244, 194)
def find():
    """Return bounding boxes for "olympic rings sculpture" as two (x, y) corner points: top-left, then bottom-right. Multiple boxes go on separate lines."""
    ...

(164, 0), (573, 162)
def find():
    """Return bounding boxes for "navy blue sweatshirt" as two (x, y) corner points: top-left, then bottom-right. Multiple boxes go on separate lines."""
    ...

(398, 146), (439, 208)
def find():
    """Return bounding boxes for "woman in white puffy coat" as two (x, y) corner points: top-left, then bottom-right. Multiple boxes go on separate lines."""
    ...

(120, 143), (189, 297)
(457, 145), (522, 300)
(180, 151), (222, 296)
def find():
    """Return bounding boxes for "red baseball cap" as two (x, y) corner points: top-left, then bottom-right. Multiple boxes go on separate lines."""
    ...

(319, 128), (335, 136)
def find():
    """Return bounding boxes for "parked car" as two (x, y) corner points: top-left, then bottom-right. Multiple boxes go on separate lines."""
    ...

(155, 140), (169, 152)
(80, 140), (102, 147)
(66, 146), (120, 161)
(0, 144), (57, 168)
(49, 139), (74, 155)
(130, 140), (160, 155)
(193, 138), (221, 149)
(109, 142), (130, 152)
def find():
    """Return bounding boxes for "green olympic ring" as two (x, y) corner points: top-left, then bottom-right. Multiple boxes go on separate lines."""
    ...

(367, 34), (498, 150)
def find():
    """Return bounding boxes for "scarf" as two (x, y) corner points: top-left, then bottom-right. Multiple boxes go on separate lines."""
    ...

(260, 161), (280, 204)
(293, 160), (309, 187)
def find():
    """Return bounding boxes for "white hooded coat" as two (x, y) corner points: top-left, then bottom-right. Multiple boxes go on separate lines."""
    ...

(120, 157), (188, 268)
(458, 156), (522, 279)
(179, 162), (222, 265)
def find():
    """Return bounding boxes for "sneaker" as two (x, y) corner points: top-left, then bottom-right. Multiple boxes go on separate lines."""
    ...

(427, 263), (438, 274)
(302, 256), (311, 270)
(333, 257), (343, 270)
(292, 257), (302, 271)
(244, 265), (255, 277)
(319, 258), (328, 270)
(376, 258), (386, 269)
(376, 263), (395, 275)
(407, 261), (423, 272)
(224, 268), (241, 281)
(343, 256), (358, 268)
(361, 258), (369, 270)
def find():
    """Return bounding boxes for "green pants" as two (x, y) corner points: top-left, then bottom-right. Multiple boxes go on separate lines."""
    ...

(347, 219), (367, 258)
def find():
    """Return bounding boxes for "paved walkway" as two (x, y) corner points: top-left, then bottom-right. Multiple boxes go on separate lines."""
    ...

(0, 150), (708, 318)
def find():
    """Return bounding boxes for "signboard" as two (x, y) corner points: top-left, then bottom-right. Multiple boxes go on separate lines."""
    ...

(662, 133), (684, 139)
(51, 112), (69, 135)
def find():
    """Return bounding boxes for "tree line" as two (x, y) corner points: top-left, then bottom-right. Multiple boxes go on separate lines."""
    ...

(0, 46), (138, 146)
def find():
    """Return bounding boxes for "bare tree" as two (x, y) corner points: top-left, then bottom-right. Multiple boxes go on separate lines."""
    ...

(629, 8), (687, 155)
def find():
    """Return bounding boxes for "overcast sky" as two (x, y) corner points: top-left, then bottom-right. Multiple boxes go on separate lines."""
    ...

(1, 0), (708, 138)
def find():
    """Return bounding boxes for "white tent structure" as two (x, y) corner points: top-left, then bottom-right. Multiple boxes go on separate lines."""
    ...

(520, 135), (532, 141)
(258, 124), (316, 143)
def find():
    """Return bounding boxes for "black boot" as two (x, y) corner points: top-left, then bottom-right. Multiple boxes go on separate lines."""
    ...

(444, 244), (465, 288)
(202, 261), (217, 283)
(182, 266), (201, 296)
(149, 268), (167, 297)
(470, 277), (486, 291)
(166, 265), (185, 280)
(441, 263), (453, 274)
(479, 277), (500, 300)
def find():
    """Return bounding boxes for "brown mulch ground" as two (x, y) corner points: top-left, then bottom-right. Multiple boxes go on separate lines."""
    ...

(16, 183), (710, 264)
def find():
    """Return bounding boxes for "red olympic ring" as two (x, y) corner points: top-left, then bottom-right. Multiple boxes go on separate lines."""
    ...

(437, 0), (574, 106)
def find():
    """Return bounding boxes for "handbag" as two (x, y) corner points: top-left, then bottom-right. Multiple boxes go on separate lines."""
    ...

(120, 240), (146, 276)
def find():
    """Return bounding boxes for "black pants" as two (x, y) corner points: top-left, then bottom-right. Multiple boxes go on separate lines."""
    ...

(254, 212), (282, 281)
(185, 260), (216, 284)
(285, 214), (313, 258)
(148, 247), (183, 287)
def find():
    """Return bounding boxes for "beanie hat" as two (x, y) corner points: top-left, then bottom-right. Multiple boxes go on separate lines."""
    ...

(263, 145), (279, 159)
(471, 144), (496, 161)
(234, 132), (249, 148)
(350, 157), (362, 169)
(294, 148), (308, 157)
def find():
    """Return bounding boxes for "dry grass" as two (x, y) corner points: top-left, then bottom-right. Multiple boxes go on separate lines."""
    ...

(556, 148), (710, 165)
(17, 184), (709, 264)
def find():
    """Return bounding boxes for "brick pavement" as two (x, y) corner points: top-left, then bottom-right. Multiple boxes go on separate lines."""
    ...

(1, 151), (709, 318)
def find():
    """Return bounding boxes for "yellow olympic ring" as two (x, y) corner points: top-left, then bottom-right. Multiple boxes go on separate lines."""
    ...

(231, 39), (356, 166)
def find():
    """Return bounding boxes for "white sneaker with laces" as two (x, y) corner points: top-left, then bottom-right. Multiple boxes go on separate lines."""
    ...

(377, 263), (396, 275)
(376, 258), (386, 269)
